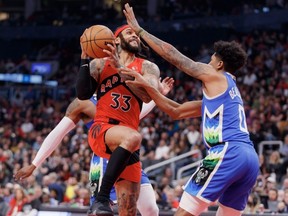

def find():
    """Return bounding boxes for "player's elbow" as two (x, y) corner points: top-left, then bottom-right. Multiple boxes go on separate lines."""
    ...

(76, 89), (93, 100)
(168, 108), (182, 120)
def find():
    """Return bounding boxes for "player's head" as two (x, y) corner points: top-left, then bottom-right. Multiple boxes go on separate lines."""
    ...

(114, 24), (150, 58)
(114, 24), (141, 54)
(209, 40), (247, 74)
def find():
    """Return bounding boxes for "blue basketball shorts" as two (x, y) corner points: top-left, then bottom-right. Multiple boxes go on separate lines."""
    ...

(183, 142), (259, 210)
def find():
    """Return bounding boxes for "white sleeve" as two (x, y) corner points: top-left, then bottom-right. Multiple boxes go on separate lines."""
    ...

(139, 101), (156, 120)
(32, 116), (76, 168)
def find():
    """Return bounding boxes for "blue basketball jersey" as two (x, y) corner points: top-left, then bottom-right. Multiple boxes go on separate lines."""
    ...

(183, 73), (259, 211)
(201, 72), (252, 149)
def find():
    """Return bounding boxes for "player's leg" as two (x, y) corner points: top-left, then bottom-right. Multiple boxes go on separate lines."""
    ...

(137, 170), (159, 216)
(137, 184), (159, 216)
(216, 144), (259, 215)
(175, 191), (209, 216)
(115, 180), (140, 216)
(175, 143), (258, 215)
(215, 203), (242, 216)
(89, 124), (142, 215)
(87, 154), (117, 214)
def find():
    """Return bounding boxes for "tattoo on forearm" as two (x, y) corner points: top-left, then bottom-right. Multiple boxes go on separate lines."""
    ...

(145, 34), (208, 79)
(90, 60), (104, 81)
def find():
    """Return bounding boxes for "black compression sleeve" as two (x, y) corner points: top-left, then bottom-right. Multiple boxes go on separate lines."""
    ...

(76, 59), (98, 100)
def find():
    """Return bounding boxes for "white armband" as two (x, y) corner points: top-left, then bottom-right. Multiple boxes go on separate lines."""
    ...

(32, 116), (76, 168)
(139, 101), (156, 120)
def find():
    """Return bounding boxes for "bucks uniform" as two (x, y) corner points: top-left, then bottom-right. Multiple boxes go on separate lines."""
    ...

(183, 72), (259, 210)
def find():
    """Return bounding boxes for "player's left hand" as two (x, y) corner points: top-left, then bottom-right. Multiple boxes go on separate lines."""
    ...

(159, 77), (174, 96)
(120, 68), (150, 88)
(14, 164), (36, 182)
(123, 3), (142, 34)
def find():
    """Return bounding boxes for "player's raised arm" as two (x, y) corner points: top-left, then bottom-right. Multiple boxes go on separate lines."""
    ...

(121, 69), (202, 119)
(13, 98), (94, 181)
(123, 3), (214, 83)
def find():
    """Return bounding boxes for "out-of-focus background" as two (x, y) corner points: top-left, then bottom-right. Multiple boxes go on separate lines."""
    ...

(0, 0), (288, 215)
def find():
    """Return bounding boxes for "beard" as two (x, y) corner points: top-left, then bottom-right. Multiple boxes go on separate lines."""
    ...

(119, 35), (141, 54)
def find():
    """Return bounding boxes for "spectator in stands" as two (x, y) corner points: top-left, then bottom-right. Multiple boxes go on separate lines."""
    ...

(243, 70), (257, 86)
(281, 177), (288, 190)
(266, 188), (279, 213)
(282, 191), (288, 212)
(184, 124), (201, 148)
(73, 187), (90, 207)
(6, 186), (28, 216)
(154, 139), (170, 161)
(20, 118), (34, 134)
(249, 119), (266, 153)
(64, 176), (79, 203)
(165, 188), (180, 210)
(280, 134), (288, 157)
(243, 192), (261, 214)
(266, 151), (283, 183)
(41, 173), (64, 204)
(0, 193), (9, 216)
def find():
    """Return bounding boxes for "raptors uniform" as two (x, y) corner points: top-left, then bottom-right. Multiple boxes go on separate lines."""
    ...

(88, 58), (144, 183)
(183, 72), (259, 210)
(88, 95), (151, 204)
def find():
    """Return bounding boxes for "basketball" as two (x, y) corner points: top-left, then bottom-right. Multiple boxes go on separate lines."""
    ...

(80, 25), (114, 58)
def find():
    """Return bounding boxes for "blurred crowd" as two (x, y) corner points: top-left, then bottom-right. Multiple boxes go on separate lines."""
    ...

(0, 21), (288, 216)
(1, 0), (288, 27)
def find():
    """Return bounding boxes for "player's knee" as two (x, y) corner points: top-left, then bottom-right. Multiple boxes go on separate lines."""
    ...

(123, 131), (142, 152)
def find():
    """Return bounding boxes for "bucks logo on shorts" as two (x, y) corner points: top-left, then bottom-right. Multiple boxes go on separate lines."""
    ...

(192, 151), (221, 185)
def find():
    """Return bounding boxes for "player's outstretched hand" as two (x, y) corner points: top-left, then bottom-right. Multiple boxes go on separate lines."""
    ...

(160, 77), (174, 96)
(120, 68), (149, 88)
(123, 3), (142, 34)
(14, 164), (36, 181)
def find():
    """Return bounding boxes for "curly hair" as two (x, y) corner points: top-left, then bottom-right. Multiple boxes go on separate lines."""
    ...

(214, 40), (247, 73)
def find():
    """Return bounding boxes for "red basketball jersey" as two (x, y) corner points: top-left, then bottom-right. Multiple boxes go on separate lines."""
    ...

(94, 58), (144, 130)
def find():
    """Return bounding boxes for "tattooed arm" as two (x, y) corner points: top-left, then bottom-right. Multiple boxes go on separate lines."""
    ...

(89, 58), (105, 82)
(123, 3), (216, 84)
(126, 60), (160, 103)
(65, 98), (95, 124)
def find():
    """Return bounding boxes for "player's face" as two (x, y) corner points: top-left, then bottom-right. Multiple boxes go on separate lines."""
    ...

(119, 28), (141, 54)
(209, 53), (223, 71)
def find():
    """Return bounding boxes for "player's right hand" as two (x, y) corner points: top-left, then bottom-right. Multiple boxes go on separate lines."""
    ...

(14, 164), (36, 181)
(123, 3), (142, 34)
